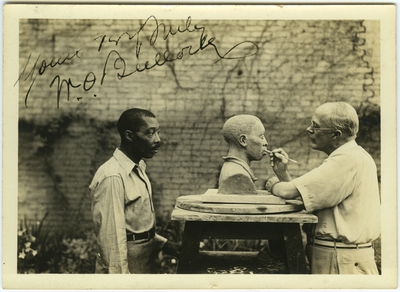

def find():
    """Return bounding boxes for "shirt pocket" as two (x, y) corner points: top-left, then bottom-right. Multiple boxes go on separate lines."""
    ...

(124, 179), (143, 203)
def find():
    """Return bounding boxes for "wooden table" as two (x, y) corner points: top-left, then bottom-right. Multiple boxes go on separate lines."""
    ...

(171, 195), (318, 274)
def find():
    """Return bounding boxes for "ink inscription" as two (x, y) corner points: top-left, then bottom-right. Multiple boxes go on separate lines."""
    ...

(16, 16), (259, 108)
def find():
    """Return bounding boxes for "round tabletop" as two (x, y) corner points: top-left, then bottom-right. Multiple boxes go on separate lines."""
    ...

(175, 194), (304, 215)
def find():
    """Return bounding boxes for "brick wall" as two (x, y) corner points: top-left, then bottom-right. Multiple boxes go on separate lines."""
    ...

(18, 19), (380, 231)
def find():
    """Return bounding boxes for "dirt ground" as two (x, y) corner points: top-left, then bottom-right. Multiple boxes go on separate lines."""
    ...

(163, 236), (382, 274)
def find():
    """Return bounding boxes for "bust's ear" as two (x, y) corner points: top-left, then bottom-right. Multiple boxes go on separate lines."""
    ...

(238, 134), (247, 147)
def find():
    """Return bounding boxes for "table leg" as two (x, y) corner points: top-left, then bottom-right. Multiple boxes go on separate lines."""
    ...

(177, 221), (204, 274)
(281, 223), (309, 274)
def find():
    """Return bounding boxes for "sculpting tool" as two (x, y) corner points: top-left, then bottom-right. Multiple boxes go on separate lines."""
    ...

(266, 150), (298, 163)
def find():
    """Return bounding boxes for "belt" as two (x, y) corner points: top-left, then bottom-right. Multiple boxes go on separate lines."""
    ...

(126, 227), (155, 242)
(313, 238), (372, 249)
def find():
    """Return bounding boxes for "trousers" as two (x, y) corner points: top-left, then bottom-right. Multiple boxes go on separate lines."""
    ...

(95, 238), (156, 274)
(127, 238), (157, 274)
(306, 243), (379, 274)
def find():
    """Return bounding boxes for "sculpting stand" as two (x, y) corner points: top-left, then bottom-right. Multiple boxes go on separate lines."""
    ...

(171, 195), (318, 274)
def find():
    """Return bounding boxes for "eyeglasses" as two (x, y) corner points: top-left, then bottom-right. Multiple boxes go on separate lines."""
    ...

(308, 123), (334, 131)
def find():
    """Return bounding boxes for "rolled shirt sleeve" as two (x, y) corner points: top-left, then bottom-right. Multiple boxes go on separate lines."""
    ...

(291, 141), (381, 244)
(293, 155), (356, 213)
(154, 233), (168, 251)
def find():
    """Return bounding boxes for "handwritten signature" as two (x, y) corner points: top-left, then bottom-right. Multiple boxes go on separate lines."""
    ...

(16, 16), (259, 108)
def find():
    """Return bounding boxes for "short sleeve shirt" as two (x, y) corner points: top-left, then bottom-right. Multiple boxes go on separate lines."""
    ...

(292, 140), (381, 244)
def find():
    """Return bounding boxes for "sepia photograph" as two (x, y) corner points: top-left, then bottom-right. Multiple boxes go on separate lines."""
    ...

(3, 3), (397, 290)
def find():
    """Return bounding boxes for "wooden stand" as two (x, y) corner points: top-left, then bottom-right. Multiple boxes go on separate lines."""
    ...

(171, 195), (318, 274)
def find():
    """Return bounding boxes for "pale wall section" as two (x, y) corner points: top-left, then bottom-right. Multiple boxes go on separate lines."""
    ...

(17, 19), (380, 231)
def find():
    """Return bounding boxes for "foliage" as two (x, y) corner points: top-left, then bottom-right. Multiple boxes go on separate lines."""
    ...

(154, 219), (182, 274)
(357, 101), (380, 142)
(201, 239), (265, 252)
(19, 115), (73, 156)
(18, 213), (62, 273)
(18, 212), (182, 274)
(18, 213), (97, 274)
(58, 232), (97, 273)
(18, 223), (40, 274)
(155, 253), (178, 274)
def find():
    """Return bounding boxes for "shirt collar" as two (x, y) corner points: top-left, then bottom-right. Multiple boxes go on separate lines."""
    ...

(113, 148), (146, 173)
(222, 156), (258, 181)
(329, 140), (358, 157)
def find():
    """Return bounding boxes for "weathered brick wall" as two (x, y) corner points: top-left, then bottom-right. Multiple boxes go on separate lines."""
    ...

(18, 19), (380, 231)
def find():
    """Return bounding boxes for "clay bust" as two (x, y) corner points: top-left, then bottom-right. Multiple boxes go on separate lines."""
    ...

(218, 115), (269, 195)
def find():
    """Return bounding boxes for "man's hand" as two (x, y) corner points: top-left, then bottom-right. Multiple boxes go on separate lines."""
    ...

(269, 148), (289, 171)
(265, 176), (279, 192)
(268, 148), (293, 182)
(162, 241), (181, 258)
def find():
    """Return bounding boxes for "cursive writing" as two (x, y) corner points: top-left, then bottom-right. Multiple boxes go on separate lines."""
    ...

(17, 16), (259, 108)
(16, 50), (82, 108)
(97, 16), (259, 85)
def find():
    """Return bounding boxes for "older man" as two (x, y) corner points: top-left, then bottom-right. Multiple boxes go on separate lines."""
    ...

(266, 102), (381, 274)
(218, 114), (269, 194)
(90, 108), (179, 274)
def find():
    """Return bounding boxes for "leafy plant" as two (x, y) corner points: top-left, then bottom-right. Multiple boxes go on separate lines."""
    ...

(18, 212), (177, 274)
(18, 212), (62, 273)
(200, 239), (266, 252)
(18, 213), (98, 274)
(58, 232), (97, 273)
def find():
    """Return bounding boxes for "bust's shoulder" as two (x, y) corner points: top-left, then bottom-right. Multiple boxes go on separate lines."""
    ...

(220, 160), (249, 176)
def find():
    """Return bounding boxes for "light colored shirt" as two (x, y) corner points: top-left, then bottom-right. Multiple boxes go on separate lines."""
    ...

(90, 148), (167, 273)
(292, 140), (381, 244)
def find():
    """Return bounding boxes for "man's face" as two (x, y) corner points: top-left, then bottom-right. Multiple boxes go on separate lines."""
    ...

(245, 120), (268, 161)
(306, 108), (334, 154)
(131, 116), (161, 159)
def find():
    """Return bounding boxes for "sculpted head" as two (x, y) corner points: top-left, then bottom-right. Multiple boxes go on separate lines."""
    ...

(222, 114), (268, 161)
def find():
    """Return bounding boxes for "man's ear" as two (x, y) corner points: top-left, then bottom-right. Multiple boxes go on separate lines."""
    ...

(238, 134), (247, 147)
(332, 130), (342, 140)
(124, 130), (134, 142)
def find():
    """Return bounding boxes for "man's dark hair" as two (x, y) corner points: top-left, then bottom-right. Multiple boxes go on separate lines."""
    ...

(117, 108), (156, 139)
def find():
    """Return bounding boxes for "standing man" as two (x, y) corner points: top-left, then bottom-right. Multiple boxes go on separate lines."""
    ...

(218, 114), (269, 194)
(266, 102), (381, 274)
(90, 108), (179, 274)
